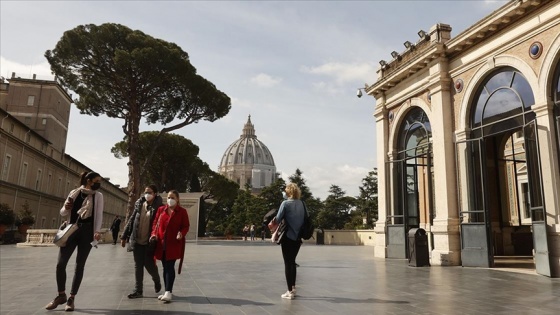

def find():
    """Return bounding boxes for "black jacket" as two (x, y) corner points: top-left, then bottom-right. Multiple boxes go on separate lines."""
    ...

(121, 195), (163, 251)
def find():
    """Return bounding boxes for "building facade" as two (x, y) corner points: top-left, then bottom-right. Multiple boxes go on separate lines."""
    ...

(219, 116), (276, 193)
(366, 0), (560, 277)
(0, 73), (128, 232)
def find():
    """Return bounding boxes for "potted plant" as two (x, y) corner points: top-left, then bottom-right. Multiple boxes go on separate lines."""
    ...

(15, 201), (35, 235)
(0, 203), (16, 237)
(224, 226), (233, 240)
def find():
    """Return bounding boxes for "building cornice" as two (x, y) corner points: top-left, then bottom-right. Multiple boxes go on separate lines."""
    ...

(367, 0), (552, 100)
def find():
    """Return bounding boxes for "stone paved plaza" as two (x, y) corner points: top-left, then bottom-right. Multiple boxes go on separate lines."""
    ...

(1, 241), (559, 315)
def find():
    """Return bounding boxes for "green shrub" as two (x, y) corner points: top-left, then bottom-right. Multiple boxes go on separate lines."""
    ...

(16, 201), (35, 226)
(0, 203), (16, 226)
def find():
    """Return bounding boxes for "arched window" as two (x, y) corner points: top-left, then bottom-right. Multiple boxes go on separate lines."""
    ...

(397, 107), (432, 159)
(394, 107), (433, 228)
(471, 68), (535, 138)
(553, 62), (560, 165)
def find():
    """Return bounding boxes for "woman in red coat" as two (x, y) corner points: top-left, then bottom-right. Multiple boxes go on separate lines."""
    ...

(150, 190), (189, 302)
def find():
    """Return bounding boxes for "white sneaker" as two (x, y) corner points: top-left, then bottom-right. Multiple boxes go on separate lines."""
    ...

(281, 290), (294, 300)
(157, 294), (164, 300)
(292, 287), (297, 296)
(161, 291), (172, 302)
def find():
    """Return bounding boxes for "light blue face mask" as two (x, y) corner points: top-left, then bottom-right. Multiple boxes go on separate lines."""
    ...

(282, 191), (288, 200)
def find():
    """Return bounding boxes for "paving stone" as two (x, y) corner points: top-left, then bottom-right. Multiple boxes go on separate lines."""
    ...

(0, 240), (559, 314)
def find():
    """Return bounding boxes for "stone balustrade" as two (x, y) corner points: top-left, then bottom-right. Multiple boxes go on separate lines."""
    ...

(17, 228), (109, 247)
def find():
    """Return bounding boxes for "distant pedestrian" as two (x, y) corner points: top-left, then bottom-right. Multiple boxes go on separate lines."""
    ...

(45, 171), (104, 312)
(150, 190), (190, 302)
(261, 222), (267, 241)
(243, 225), (249, 241)
(275, 183), (305, 300)
(110, 215), (122, 245)
(250, 223), (256, 241)
(121, 185), (163, 299)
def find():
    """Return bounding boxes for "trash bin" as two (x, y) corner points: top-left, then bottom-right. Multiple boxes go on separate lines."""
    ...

(316, 228), (324, 245)
(408, 228), (430, 267)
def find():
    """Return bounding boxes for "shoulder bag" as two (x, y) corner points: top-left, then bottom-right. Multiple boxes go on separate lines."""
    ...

(54, 219), (79, 247)
(54, 192), (95, 247)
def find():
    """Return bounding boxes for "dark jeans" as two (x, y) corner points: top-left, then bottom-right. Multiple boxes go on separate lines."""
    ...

(133, 244), (160, 293)
(281, 237), (301, 291)
(161, 252), (176, 292)
(56, 222), (93, 295)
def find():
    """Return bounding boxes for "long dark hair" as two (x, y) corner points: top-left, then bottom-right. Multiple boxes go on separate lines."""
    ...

(80, 171), (100, 186)
(147, 184), (158, 194)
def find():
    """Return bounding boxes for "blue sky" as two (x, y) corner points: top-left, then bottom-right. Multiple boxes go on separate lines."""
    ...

(0, 1), (506, 199)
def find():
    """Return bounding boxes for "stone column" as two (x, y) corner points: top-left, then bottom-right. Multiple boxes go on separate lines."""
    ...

(532, 101), (560, 277)
(427, 76), (461, 266)
(373, 101), (388, 258)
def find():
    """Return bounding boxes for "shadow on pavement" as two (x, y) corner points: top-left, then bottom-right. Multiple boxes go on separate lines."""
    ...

(185, 295), (274, 306)
(72, 310), (212, 315)
(298, 296), (409, 304)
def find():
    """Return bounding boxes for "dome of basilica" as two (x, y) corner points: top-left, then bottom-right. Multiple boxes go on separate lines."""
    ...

(219, 116), (276, 190)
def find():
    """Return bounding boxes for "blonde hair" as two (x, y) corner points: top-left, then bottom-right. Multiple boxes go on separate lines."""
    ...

(285, 183), (301, 200)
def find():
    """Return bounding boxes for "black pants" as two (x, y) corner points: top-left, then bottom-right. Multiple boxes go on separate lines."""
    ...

(281, 237), (301, 291)
(133, 244), (160, 293)
(161, 252), (177, 293)
(56, 222), (93, 295)
(112, 230), (119, 244)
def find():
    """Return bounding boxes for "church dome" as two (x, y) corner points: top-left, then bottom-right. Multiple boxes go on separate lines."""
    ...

(219, 116), (276, 190)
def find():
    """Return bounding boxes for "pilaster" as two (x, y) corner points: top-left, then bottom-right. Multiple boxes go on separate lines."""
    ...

(425, 61), (461, 266)
(373, 102), (388, 258)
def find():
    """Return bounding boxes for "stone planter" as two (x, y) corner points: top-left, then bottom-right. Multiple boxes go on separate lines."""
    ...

(17, 224), (30, 235)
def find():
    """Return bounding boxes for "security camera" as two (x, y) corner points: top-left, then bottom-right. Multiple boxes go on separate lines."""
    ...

(357, 89), (363, 98)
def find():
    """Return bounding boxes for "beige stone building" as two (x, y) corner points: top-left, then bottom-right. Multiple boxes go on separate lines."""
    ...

(0, 73), (128, 233)
(365, 0), (560, 277)
(219, 116), (276, 193)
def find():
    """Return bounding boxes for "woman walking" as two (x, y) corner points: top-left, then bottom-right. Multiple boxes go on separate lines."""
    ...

(150, 190), (190, 302)
(121, 185), (163, 298)
(275, 183), (305, 300)
(45, 171), (104, 311)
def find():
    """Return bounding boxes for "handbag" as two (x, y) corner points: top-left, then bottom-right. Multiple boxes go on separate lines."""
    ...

(148, 207), (164, 253)
(299, 201), (314, 240)
(54, 221), (79, 247)
(54, 192), (95, 247)
(271, 219), (287, 245)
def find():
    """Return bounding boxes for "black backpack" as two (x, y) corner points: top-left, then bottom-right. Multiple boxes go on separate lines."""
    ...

(299, 201), (314, 240)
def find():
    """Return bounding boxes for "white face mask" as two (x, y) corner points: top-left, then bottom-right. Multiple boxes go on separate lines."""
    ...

(167, 199), (177, 207)
(144, 193), (154, 201)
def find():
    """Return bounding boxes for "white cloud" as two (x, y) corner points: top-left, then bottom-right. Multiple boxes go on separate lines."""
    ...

(231, 97), (254, 108)
(301, 61), (375, 85)
(0, 56), (52, 80)
(279, 164), (370, 199)
(249, 73), (282, 87)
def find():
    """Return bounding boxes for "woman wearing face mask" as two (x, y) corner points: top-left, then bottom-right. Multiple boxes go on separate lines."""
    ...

(45, 171), (104, 312)
(121, 185), (163, 299)
(150, 190), (189, 302)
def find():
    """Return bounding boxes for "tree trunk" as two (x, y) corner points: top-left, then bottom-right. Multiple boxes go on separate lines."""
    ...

(125, 114), (142, 219)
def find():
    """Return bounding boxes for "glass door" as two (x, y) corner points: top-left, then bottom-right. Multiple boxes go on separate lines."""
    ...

(524, 120), (551, 277)
(456, 138), (493, 267)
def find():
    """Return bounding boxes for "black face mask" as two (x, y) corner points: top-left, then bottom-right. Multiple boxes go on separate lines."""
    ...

(91, 182), (101, 190)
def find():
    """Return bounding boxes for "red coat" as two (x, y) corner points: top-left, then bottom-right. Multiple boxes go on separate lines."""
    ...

(151, 205), (190, 261)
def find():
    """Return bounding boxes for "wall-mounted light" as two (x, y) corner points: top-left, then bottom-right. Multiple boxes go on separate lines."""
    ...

(391, 51), (400, 59)
(379, 60), (387, 67)
(404, 41), (414, 49)
(418, 30), (430, 41)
